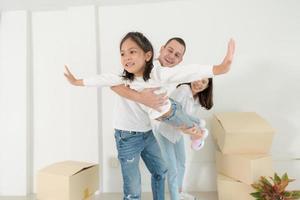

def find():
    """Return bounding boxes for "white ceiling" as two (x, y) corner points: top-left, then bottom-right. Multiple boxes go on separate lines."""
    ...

(0, 0), (182, 11)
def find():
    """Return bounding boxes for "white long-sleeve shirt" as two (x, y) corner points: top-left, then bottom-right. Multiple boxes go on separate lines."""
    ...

(157, 84), (203, 143)
(83, 61), (213, 131)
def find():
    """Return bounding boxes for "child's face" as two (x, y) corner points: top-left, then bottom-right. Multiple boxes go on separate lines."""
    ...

(158, 40), (185, 67)
(191, 78), (209, 93)
(120, 38), (152, 77)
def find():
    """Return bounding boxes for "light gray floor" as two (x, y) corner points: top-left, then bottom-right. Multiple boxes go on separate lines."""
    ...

(0, 192), (218, 200)
(98, 192), (218, 200)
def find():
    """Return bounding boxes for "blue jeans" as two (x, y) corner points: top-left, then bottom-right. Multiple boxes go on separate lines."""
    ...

(156, 132), (186, 200)
(114, 129), (167, 200)
(160, 98), (200, 129)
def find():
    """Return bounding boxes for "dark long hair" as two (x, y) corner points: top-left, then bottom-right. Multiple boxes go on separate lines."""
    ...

(120, 32), (154, 82)
(177, 78), (213, 110)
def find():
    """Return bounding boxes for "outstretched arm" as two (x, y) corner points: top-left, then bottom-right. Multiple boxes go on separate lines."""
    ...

(64, 65), (167, 110)
(64, 65), (123, 87)
(212, 38), (235, 75)
(64, 65), (84, 86)
(111, 85), (168, 111)
(149, 39), (236, 85)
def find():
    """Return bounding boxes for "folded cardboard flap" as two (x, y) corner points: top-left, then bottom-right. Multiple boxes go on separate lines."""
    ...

(214, 112), (275, 134)
(40, 161), (96, 176)
(73, 165), (95, 176)
(212, 112), (275, 154)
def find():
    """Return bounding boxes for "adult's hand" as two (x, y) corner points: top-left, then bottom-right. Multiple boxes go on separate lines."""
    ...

(179, 125), (202, 138)
(213, 38), (235, 75)
(139, 88), (168, 111)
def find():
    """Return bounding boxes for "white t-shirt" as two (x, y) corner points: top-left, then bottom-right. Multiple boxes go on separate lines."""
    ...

(83, 61), (213, 131)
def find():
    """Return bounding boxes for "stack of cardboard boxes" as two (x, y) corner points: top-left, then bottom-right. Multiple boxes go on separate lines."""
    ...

(211, 112), (275, 200)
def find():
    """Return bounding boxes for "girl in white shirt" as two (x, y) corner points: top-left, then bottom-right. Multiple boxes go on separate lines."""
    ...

(155, 78), (213, 200)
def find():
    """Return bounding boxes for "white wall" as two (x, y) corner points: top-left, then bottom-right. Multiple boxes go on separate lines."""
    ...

(98, 0), (300, 192)
(32, 10), (70, 191)
(66, 6), (99, 164)
(0, 0), (300, 195)
(0, 11), (28, 195)
(32, 6), (100, 192)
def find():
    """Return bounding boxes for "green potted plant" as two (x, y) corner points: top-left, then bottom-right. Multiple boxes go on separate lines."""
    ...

(251, 173), (300, 200)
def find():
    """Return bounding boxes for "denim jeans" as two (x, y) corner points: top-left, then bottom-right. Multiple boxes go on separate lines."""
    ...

(114, 129), (167, 200)
(156, 132), (186, 200)
(160, 98), (200, 129)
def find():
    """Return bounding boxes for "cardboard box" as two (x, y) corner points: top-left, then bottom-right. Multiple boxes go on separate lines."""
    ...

(37, 160), (99, 200)
(211, 112), (275, 154)
(217, 174), (255, 200)
(216, 150), (273, 185)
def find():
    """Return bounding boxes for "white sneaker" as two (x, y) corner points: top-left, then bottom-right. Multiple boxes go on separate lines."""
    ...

(179, 192), (198, 200)
(191, 128), (209, 151)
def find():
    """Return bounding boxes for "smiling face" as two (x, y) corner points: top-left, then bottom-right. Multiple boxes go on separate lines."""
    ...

(158, 39), (185, 67)
(191, 78), (209, 94)
(120, 38), (152, 77)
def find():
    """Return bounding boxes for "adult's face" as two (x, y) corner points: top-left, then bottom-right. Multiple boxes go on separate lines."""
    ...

(158, 40), (185, 67)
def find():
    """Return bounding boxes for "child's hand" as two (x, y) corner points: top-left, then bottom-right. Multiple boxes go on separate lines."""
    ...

(64, 65), (84, 86)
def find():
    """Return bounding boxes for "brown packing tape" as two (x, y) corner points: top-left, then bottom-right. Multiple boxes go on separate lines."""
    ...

(84, 188), (90, 199)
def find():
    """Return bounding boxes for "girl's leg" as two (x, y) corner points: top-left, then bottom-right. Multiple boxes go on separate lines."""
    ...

(161, 99), (209, 150)
(156, 132), (181, 200)
(140, 130), (167, 200)
(160, 99), (204, 130)
(114, 129), (144, 200)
